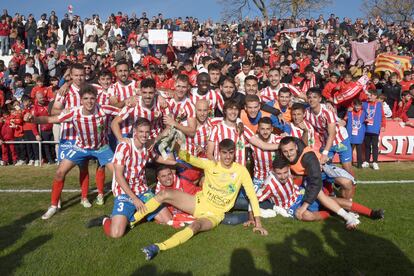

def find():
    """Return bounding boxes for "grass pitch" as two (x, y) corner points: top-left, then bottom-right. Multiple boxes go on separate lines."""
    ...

(0, 163), (413, 275)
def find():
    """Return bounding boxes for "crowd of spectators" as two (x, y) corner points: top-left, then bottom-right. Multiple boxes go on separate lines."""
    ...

(0, 8), (413, 166)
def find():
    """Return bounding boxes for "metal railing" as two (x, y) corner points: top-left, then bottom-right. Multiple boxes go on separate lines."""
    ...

(3, 140), (58, 167)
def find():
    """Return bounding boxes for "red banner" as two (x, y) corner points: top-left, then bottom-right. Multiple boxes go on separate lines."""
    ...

(329, 119), (414, 162)
(378, 120), (414, 161)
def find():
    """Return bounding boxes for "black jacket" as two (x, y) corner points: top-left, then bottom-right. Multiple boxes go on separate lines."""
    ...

(382, 82), (401, 108)
(285, 137), (322, 204)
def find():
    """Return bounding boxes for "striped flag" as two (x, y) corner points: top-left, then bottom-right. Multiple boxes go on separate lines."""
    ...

(374, 54), (412, 79)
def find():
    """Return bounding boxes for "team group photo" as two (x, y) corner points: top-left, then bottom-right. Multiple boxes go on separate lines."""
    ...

(0, 0), (413, 275)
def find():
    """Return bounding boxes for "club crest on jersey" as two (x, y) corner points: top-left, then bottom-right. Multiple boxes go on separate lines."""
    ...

(236, 140), (245, 150)
(227, 183), (236, 194)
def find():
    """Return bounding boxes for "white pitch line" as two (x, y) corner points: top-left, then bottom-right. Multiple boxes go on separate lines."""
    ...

(0, 180), (414, 193)
(358, 180), (414, 184)
(0, 189), (98, 193)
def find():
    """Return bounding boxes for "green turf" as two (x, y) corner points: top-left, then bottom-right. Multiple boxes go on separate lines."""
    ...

(0, 164), (413, 275)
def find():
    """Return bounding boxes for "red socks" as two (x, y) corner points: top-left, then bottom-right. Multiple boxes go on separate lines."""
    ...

(317, 211), (331, 220)
(103, 217), (112, 237)
(51, 179), (64, 206)
(79, 169), (89, 199)
(95, 167), (105, 195)
(351, 202), (372, 217)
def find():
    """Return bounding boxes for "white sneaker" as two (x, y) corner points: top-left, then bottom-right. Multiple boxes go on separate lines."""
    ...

(372, 162), (380, 170)
(28, 160), (35, 166)
(95, 194), (104, 205)
(34, 160), (40, 167)
(80, 198), (92, 208)
(361, 161), (369, 168)
(15, 160), (25, 166)
(0, 161), (4, 166)
(260, 208), (277, 218)
(42, 206), (58, 220)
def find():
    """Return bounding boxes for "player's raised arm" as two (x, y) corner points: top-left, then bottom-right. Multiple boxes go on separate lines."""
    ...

(249, 135), (279, 151)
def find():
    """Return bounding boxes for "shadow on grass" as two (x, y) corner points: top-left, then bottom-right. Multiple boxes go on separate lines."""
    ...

(0, 210), (43, 250)
(0, 211), (52, 274)
(131, 264), (192, 276)
(227, 220), (413, 275)
(0, 234), (52, 275)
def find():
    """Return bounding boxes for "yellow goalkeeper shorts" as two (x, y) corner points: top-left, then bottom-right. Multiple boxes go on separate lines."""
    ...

(193, 192), (225, 228)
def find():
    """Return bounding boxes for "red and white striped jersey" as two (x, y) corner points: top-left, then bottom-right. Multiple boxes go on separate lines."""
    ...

(111, 80), (137, 102)
(260, 84), (303, 102)
(58, 105), (119, 149)
(112, 140), (154, 196)
(55, 84), (81, 140)
(111, 81), (138, 135)
(185, 117), (222, 156)
(118, 97), (166, 139)
(194, 52), (209, 66)
(208, 121), (254, 166)
(155, 174), (200, 195)
(93, 84), (113, 106)
(251, 134), (281, 180)
(305, 105), (348, 147)
(189, 88), (224, 116)
(165, 97), (196, 123)
(257, 173), (299, 209)
(288, 120), (316, 149)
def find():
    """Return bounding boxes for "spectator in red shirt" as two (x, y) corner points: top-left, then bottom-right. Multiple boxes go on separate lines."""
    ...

(30, 76), (54, 102)
(393, 91), (413, 127)
(11, 37), (25, 55)
(400, 71), (414, 92)
(181, 60), (197, 87)
(0, 17), (10, 56)
(21, 96), (41, 166)
(1, 109), (18, 165)
(322, 72), (340, 102)
(33, 92), (55, 164)
(10, 100), (26, 165)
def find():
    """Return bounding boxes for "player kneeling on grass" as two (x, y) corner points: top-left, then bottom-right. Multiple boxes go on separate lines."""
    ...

(26, 84), (119, 220)
(278, 136), (362, 229)
(254, 155), (384, 225)
(87, 118), (176, 238)
(132, 138), (268, 260)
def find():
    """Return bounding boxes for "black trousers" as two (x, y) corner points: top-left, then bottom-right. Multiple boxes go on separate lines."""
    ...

(40, 130), (54, 162)
(23, 130), (39, 161)
(352, 143), (363, 166)
(14, 137), (26, 161)
(364, 133), (379, 162)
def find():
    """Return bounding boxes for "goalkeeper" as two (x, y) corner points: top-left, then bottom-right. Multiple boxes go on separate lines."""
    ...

(132, 138), (268, 260)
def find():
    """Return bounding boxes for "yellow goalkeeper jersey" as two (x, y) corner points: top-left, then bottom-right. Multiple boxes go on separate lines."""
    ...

(179, 150), (261, 217)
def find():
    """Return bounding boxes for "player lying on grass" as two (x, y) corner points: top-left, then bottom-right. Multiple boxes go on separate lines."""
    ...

(278, 136), (363, 228)
(87, 118), (176, 238)
(252, 156), (384, 222)
(131, 138), (268, 260)
(26, 84), (119, 220)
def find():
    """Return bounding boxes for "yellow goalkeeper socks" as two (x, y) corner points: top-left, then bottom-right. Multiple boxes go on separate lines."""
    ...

(131, 198), (161, 226)
(156, 227), (194, 251)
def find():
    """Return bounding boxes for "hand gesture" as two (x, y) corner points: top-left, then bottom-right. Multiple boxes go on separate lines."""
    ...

(253, 226), (268, 236)
(58, 81), (71, 97)
(163, 114), (176, 127)
(133, 197), (147, 214)
(320, 154), (329, 165)
(35, 135), (42, 141)
(295, 205), (307, 220)
(125, 96), (138, 108)
(23, 113), (34, 122)
(243, 220), (255, 227)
